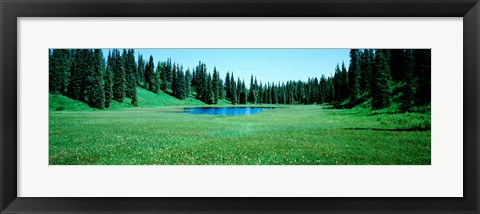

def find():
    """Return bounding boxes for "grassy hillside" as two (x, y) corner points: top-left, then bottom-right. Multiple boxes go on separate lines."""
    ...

(49, 94), (93, 111)
(50, 87), (215, 111)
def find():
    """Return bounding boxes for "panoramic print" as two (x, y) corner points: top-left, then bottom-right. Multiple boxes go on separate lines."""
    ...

(49, 49), (431, 165)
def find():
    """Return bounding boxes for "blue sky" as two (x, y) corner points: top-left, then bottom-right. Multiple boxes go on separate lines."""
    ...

(102, 49), (350, 84)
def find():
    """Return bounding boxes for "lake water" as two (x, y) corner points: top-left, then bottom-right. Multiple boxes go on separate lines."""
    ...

(184, 107), (274, 116)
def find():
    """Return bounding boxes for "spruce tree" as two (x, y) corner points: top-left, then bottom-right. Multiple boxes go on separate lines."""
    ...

(137, 54), (145, 86)
(112, 49), (126, 102)
(206, 73), (214, 104)
(212, 67), (220, 104)
(145, 55), (156, 92)
(185, 68), (192, 97)
(225, 72), (231, 101)
(104, 51), (114, 108)
(85, 49), (106, 109)
(230, 75), (237, 104)
(68, 49), (86, 101)
(49, 49), (70, 95)
(414, 49), (431, 106)
(348, 49), (361, 102)
(371, 51), (392, 110)
(124, 49), (137, 101)
(400, 49), (415, 112)
(360, 49), (374, 93)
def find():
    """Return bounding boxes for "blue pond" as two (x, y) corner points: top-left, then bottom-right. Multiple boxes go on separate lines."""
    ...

(184, 107), (274, 116)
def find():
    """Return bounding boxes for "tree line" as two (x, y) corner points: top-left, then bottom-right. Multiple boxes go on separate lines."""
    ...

(49, 49), (430, 111)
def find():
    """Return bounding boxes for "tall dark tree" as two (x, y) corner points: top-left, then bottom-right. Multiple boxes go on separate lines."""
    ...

(212, 67), (220, 104)
(174, 67), (187, 100)
(248, 75), (256, 104)
(206, 73), (214, 104)
(145, 55), (156, 92)
(136, 54), (145, 86)
(340, 61), (349, 101)
(348, 49), (361, 102)
(390, 49), (405, 82)
(68, 49), (87, 101)
(185, 68), (192, 97)
(360, 49), (374, 93)
(49, 49), (71, 95)
(414, 49), (431, 106)
(230, 74), (237, 104)
(112, 49), (126, 102)
(399, 49), (415, 112)
(371, 50), (392, 110)
(104, 51), (114, 108)
(85, 49), (106, 109)
(124, 49), (137, 103)
(225, 72), (231, 101)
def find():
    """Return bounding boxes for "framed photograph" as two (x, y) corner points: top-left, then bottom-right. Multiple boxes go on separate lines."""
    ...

(1, 0), (479, 213)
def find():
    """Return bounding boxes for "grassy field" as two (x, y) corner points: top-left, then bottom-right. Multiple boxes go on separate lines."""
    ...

(49, 101), (431, 165)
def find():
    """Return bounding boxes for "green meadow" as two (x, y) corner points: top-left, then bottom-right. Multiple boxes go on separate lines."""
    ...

(49, 88), (431, 165)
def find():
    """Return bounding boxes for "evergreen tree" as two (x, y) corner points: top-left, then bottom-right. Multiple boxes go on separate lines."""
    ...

(212, 67), (220, 104)
(348, 49), (361, 102)
(159, 60), (168, 91)
(104, 51), (114, 108)
(49, 49), (70, 95)
(85, 49), (106, 109)
(340, 61), (349, 101)
(206, 73), (214, 104)
(136, 54), (145, 86)
(371, 51), (392, 110)
(225, 72), (231, 101)
(185, 68), (192, 97)
(390, 49), (405, 82)
(174, 67), (187, 100)
(399, 49), (415, 112)
(124, 49), (137, 101)
(145, 55), (156, 92)
(68, 49), (87, 101)
(360, 49), (374, 93)
(414, 49), (431, 106)
(230, 74), (237, 104)
(112, 49), (126, 102)
(248, 75), (256, 104)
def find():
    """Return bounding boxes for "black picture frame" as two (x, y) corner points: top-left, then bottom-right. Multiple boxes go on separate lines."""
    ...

(1, 0), (479, 213)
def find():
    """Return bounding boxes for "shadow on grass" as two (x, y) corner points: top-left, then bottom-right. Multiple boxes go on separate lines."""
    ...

(344, 127), (430, 132)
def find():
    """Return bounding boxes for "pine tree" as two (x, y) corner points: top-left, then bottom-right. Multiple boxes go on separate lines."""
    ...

(212, 67), (220, 104)
(68, 49), (86, 101)
(360, 49), (374, 93)
(185, 68), (192, 97)
(112, 49), (126, 102)
(248, 75), (256, 104)
(348, 49), (361, 102)
(136, 54), (145, 86)
(340, 61), (349, 101)
(206, 73), (214, 104)
(414, 49), (431, 106)
(49, 49), (70, 95)
(225, 72), (230, 101)
(371, 50), (392, 110)
(145, 55), (156, 92)
(400, 49), (415, 112)
(159, 60), (168, 91)
(390, 49), (405, 82)
(124, 49), (137, 101)
(175, 67), (187, 100)
(230, 74), (237, 104)
(85, 49), (106, 109)
(104, 51), (114, 108)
